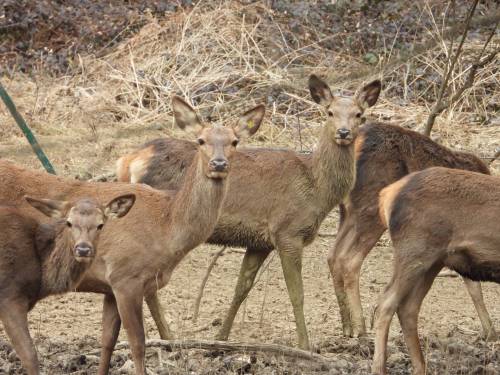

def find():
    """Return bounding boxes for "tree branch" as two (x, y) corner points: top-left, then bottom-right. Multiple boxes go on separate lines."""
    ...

(423, 0), (480, 136)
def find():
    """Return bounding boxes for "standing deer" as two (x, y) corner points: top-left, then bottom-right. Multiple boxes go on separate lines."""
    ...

(329, 123), (496, 339)
(372, 167), (500, 375)
(116, 75), (380, 349)
(0, 96), (264, 375)
(0, 194), (135, 375)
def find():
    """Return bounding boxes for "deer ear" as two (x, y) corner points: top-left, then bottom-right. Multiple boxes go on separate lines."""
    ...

(104, 194), (136, 219)
(25, 196), (71, 219)
(234, 104), (265, 140)
(357, 80), (381, 109)
(171, 96), (204, 133)
(309, 75), (333, 106)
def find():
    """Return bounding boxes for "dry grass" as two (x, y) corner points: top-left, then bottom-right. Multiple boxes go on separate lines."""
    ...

(0, 1), (498, 177)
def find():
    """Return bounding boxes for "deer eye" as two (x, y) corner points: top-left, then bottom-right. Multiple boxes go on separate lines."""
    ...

(66, 221), (72, 228)
(197, 138), (205, 146)
(97, 223), (104, 231)
(232, 140), (239, 147)
(328, 111), (334, 117)
(356, 113), (362, 118)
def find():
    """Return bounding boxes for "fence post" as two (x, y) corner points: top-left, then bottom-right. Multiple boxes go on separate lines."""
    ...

(0, 81), (56, 174)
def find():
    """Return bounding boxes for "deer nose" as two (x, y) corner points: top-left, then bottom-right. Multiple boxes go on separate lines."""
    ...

(337, 128), (351, 139)
(210, 159), (228, 172)
(75, 243), (93, 257)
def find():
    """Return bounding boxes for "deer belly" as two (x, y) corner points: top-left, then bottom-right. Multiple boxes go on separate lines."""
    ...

(446, 247), (500, 283)
(207, 222), (274, 251)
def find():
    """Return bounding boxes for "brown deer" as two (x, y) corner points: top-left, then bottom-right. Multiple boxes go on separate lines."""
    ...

(372, 167), (500, 375)
(329, 123), (496, 340)
(116, 75), (381, 349)
(0, 194), (135, 375)
(0, 96), (264, 375)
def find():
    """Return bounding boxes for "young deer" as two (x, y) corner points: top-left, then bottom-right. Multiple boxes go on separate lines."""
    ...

(0, 195), (135, 375)
(0, 96), (264, 375)
(328, 123), (496, 339)
(116, 75), (381, 349)
(372, 167), (500, 375)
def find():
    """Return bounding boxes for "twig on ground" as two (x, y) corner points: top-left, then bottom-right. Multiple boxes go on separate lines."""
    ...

(86, 339), (335, 368)
(192, 246), (226, 322)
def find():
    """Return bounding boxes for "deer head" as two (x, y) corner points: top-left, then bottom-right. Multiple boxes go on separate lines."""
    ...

(25, 194), (136, 262)
(309, 75), (381, 146)
(171, 96), (265, 178)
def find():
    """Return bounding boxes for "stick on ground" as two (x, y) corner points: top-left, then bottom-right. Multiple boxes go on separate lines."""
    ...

(193, 246), (226, 322)
(87, 339), (335, 368)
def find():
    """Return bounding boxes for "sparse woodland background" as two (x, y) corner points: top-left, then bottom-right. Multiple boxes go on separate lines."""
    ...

(0, 1), (499, 374)
(1, 0), (498, 174)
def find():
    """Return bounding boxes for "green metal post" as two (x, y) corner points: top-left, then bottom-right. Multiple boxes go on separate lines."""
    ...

(0, 81), (56, 174)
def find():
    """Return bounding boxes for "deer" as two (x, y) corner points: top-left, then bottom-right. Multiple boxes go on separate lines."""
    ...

(0, 96), (264, 375)
(372, 167), (500, 375)
(0, 195), (135, 375)
(328, 122), (496, 340)
(116, 75), (381, 350)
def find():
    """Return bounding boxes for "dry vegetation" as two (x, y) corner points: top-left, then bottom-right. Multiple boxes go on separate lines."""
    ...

(0, 1), (499, 374)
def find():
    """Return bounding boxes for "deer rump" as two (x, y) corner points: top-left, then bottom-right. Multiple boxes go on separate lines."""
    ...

(385, 167), (500, 284)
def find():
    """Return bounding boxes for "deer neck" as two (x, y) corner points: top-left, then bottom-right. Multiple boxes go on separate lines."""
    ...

(311, 126), (356, 209)
(37, 223), (89, 298)
(166, 153), (228, 264)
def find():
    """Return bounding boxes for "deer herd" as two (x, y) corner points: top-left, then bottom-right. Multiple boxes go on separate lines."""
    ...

(0, 76), (498, 375)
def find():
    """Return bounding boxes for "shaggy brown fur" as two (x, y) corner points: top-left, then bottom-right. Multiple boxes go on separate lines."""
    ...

(372, 168), (500, 375)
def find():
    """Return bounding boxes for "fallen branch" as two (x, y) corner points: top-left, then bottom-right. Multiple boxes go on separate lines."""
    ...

(87, 339), (334, 368)
(192, 246), (226, 322)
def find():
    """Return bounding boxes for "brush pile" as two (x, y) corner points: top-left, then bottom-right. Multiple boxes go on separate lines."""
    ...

(0, 1), (498, 171)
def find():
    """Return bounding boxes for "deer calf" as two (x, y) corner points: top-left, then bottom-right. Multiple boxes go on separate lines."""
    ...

(372, 167), (500, 375)
(0, 195), (135, 375)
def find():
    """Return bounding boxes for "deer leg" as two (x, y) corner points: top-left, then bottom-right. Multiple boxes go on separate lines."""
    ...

(146, 292), (174, 340)
(0, 300), (38, 375)
(396, 267), (440, 375)
(97, 294), (122, 375)
(371, 280), (401, 375)
(216, 247), (270, 341)
(277, 241), (310, 350)
(328, 216), (355, 337)
(335, 223), (384, 337)
(114, 287), (146, 375)
(462, 277), (498, 341)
